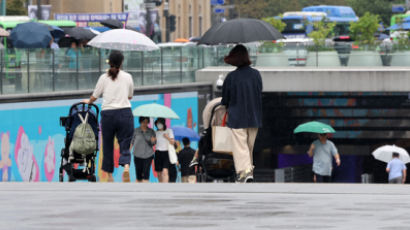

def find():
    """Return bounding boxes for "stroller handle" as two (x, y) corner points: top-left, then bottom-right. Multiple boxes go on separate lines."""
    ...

(209, 102), (222, 128)
(69, 102), (100, 119)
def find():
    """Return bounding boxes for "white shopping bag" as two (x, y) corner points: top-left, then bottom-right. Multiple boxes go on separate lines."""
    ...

(168, 143), (178, 164)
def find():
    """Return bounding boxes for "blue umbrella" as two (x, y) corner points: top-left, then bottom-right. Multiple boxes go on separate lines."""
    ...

(387, 23), (410, 30)
(171, 126), (200, 141)
(378, 23), (385, 32)
(378, 33), (389, 40)
(10, 22), (52, 48)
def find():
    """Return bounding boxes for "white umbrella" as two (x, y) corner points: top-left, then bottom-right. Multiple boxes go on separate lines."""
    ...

(87, 29), (159, 51)
(372, 145), (410, 163)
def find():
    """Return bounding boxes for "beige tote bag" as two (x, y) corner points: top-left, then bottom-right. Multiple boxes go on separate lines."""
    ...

(212, 113), (233, 155)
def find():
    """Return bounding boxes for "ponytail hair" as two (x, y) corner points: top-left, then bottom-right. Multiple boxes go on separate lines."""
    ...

(108, 66), (120, 80)
(107, 50), (124, 80)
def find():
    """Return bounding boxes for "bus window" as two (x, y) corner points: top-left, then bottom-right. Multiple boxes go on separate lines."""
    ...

(281, 12), (325, 38)
(334, 23), (351, 36)
(282, 18), (306, 35)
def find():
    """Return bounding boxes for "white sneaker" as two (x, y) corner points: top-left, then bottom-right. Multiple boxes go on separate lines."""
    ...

(236, 167), (254, 183)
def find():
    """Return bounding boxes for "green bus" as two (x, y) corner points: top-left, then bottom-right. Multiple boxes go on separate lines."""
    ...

(38, 20), (77, 29)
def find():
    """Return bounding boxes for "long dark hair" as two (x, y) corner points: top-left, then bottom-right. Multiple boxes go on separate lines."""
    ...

(224, 44), (251, 67)
(108, 50), (124, 80)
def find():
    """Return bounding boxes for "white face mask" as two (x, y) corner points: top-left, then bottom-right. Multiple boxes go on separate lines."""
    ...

(157, 123), (164, 130)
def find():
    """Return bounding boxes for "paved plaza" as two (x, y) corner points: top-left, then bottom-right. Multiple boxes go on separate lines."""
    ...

(1, 183), (410, 229)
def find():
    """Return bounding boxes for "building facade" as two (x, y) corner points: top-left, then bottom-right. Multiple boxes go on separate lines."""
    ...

(35, 0), (123, 17)
(35, 0), (211, 42)
(158, 0), (211, 42)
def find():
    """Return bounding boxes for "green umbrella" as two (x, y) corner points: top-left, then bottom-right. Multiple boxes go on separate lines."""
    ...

(293, 121), (335, 134)
(132, 103), (180, 119)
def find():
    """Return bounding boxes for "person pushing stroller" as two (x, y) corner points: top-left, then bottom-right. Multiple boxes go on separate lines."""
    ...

(221, 44), (263, 183)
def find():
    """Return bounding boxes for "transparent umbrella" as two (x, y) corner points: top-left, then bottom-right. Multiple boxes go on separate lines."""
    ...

(87, 29), (159, 51)
(372, 145), (410, 164)
(0, 27), (10, 37)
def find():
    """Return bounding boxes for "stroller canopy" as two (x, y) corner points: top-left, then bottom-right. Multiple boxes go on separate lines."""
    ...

(202, 97), (226, 129)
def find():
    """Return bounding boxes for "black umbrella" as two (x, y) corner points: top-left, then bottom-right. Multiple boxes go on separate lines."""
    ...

(58, 37), (76, 48)
(198, 18), (284, 45)
(100, 19), (123, 29)
(125, 25), (138, 31)
(189, 36), (201, 42)
(66, 27), (96, 41)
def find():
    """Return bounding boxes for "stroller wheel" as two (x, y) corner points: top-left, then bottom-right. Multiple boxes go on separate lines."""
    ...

(59, 173), (64, 182)
(88, 175), (97, 182)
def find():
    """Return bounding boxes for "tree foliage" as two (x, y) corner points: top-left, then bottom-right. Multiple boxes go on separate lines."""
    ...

(349, 12), (380, 45)
(346, 0), (398, 26)
(7, 0), (27, 16)
(308, 19), (336, 47)
(262, 16), (286, 32)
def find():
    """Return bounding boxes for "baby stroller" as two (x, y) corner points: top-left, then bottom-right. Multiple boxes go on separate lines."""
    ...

(59, 102), (99, 182)
(196, 97), (236, 182)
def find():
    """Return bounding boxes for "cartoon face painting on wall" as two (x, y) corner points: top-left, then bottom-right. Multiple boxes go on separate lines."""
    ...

(0, 132), (12, 181)
(14, 127), (39, 182)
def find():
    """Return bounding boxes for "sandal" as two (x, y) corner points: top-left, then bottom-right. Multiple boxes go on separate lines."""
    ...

(122, 165), (130, 182)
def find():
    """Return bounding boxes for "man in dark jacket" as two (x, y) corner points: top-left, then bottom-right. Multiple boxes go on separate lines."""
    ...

(221, 44), (263, 183)
(178, 137), (196, 183)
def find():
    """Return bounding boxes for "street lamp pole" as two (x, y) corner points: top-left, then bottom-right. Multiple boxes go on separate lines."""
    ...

(163, 0), (169, 42)
(36, 0), (42, 20)
(144, 1), (156, 39)
(146, 6), (152, 38)
(0, 0), (5, 16)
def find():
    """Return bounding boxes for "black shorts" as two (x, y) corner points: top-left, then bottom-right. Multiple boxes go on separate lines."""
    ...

(154, 150), (170, 172)
(134, 156), (153, 180)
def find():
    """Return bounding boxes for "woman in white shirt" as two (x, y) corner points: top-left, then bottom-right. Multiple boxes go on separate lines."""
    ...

(84, 50), (134, 182)
(154, 118), (174, 183)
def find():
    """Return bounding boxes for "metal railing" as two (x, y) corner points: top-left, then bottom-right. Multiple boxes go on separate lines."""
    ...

(0, 46), (225, 95)
(1, 42), (410, 95)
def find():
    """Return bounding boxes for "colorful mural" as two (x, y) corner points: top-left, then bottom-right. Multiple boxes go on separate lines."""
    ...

(0, 132), (12, 181)
(0, 92), (198, 182)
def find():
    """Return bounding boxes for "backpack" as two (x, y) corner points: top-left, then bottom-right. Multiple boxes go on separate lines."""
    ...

(70, 113), (96, 156)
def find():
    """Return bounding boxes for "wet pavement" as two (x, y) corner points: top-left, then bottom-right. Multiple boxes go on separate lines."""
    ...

(1, 183), (409, 230)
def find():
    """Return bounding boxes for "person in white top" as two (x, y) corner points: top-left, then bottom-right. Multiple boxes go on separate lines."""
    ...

(154, 118), (175, 183)
(83, 50), (134, 182)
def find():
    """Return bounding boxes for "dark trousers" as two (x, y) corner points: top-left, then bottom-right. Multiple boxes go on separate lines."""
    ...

(169, 164), (177, 183)
(134, 156), (153, 180)
(315, 173), (331, 183)
(101, 108), (134, 173)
